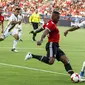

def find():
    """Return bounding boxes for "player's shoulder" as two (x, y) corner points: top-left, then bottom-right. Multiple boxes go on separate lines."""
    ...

(10, 13), (14, 18)
(48, 20), (54, 24)
(11, 13), (17, 18)
(1, 15), (4, 18)
(46, 20), (55, 26)
(0, 15), (4, 18)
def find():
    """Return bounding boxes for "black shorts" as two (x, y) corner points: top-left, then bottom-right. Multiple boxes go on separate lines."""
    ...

(46, 42), (65, 61)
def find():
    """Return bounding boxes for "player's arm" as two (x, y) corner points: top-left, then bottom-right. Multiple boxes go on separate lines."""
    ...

(29, 27), (44, 41)
(30, 27), (44, 34)
(35, 27), (44, 33)
(37, 28), (49, 45)
(64, 26), (80, 36)
(10, 21), (21, 25)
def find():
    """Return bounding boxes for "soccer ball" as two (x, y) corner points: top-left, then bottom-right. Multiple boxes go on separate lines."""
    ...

(71, 73), (80, 83)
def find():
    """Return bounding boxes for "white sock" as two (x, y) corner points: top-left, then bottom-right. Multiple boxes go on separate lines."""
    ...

(19, 31), (22, 40)
(13, 40), (18, 49)
(81, 61), (85, 72)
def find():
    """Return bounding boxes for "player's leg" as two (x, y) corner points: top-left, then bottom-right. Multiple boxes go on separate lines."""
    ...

(0, 31), (4, 41)
(29, 27), (44, 41)
(31, 22), (35, 30)
(29, 30), (37, 41)
(32, 22), (38, 30)
(18, 30), (23, 41)
(30, 22), (37, 41)
(25, 42), (55, 65)
(17, 25), (23, 41)
(11, 29), (19, 52)
(0, 35), (4, 41)
(57, 48), (74, 76)
(25, 53), (54, 65)
(80, 61), (85, 77)
(0, 28), (10, 41)
(30, 22), (39, 41)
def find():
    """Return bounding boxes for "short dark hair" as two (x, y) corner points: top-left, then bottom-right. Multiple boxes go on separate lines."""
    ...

(53, 11), (60, 15)
(15, 7), (20, 10)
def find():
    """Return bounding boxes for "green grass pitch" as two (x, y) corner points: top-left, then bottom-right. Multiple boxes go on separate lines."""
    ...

(0, 21), (85, 85)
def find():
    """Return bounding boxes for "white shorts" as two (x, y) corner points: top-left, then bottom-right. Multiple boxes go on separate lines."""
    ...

(78, 21), (85, 28)
(3, 28), (19, 38)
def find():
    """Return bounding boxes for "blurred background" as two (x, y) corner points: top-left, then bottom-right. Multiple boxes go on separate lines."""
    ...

(0, 0), (85, 26)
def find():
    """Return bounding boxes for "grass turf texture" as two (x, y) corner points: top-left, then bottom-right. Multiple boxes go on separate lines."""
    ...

(0, 21), (85, 85)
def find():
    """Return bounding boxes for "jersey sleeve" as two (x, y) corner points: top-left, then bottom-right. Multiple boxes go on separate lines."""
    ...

(45, 21), (55, 32)
(9, 14), (17, 22)
(8, 14), (16, 25)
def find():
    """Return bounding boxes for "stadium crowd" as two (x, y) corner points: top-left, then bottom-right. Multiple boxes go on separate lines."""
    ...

(0, 0), (85, 82)
(0, 0), (85, 18)
(0, 0), (85, 27)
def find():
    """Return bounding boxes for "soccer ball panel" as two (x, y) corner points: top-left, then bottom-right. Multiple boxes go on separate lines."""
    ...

(71, 73), (80, 83)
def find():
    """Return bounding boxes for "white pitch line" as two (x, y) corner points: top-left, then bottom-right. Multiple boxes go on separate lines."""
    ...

(0, 47), (84, 52)
(0, 47), (44, 50)
(0, 63), (68, 76)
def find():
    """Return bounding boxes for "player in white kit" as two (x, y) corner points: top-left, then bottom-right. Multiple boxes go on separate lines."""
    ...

(0, 7), (21, 52)
(16, 12), (23, 42)
(64, 20), (85, 77)
(64, 20), (85, 36)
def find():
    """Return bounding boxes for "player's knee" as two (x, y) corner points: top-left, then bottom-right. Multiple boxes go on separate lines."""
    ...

(49, 61), (54, 65)
(14, 35), (19, 40)
(0, 38), (4, 41)
(0, 36), (5, 41)
(49, 58), (55, 65)
(0, 35), (5, 41)
(16, 37), (19, 40)
(15, 37), (19, 40)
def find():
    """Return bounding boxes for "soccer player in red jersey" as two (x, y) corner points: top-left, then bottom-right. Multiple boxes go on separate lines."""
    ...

(0, 7), (4, 33)
(25, 11), (75, 77)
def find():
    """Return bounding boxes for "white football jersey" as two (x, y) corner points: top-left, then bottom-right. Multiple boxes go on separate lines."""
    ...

(18, 14), (23, 21)
(15, 14), (23, 30)
(6, 14), (18, 31)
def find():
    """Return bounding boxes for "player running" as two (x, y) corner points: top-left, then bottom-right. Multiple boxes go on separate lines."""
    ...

(15, 12), (23, 42)
(0, 7), (21, 52)
(64, 20), (85, 37)
(64, 18), (85, 78)
(25, 11), (77, 80)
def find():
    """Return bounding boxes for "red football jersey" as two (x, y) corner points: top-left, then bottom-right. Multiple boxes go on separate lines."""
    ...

(43, 20), (60, 43)
(0, 15), (4, 24)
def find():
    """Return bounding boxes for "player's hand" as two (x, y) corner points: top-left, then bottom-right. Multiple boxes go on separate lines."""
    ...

(64, 30), (68, 37)
(37, 41), (42, 46)
(29, 30), (34, 34)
